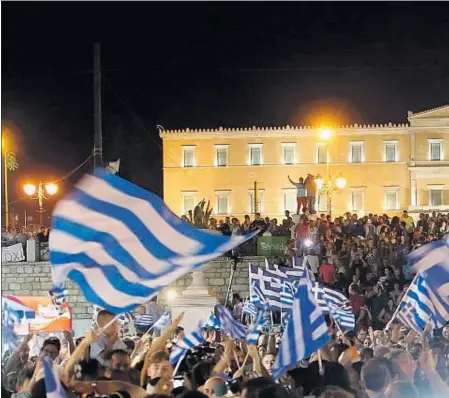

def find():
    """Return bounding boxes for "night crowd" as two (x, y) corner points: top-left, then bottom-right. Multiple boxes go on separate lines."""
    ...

(2, 211), (449, 398)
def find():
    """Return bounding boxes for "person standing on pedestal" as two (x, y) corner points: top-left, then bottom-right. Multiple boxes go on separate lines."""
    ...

(287, 175), (307, 215)
(304, 174), (317, 214)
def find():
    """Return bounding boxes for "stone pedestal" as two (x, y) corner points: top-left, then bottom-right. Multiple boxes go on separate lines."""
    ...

(166, 268), (217, 334)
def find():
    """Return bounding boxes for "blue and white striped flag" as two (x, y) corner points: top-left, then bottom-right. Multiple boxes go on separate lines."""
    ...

(169, 324), (205, 365)
(246, 309), (267, 345)
(395, 272), (449, 333)
(310, 282), (349, 313)
(152, 312), (172, 331)
(272, 274), (330, 379)
(217, 304), (248, 339)
(49, 169), (257, 314)
(2, 300), (19, 355)
(280, 281), (298, 309)
(249, 265), (282, 310)
(43, 356), (66, 398)
(265, 258), (303, 280)
(328, 305), (355, 331)
(204, 312), (221, 329)
(243, 300), (258, 317)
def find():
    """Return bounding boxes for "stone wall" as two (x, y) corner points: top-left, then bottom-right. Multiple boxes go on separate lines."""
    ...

(1, 257), (266, 320)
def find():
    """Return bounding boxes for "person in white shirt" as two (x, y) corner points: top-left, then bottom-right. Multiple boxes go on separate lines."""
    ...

(302, 249), (320, 279)
(89, 310), (127, 366)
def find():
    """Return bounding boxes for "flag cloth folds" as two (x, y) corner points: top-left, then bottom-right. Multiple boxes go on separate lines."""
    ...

(217, 304), (248, 339)
(246, 309), (268, 345)
(169, 324), (205, 365)
(2, 299), (19, 355)
(249, 265), (282, 310)
(204, 312), (221, 329)
(243, 300), (258, 317)
(50, 169), (257, 314)
(272, 273), (330, 379)
(152, 312), (172, 331)
(43, 356), (67, 398)
(395, 272), (449, 333)
(265, 258), (303, 280)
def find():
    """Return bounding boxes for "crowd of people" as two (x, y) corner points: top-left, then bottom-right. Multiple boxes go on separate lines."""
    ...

(1, 225), (51, 248)
(2, 209), (449, 397)
(2, 306), (449, 398)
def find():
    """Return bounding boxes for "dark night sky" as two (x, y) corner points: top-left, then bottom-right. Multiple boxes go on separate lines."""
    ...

(2, 2), (449, 220)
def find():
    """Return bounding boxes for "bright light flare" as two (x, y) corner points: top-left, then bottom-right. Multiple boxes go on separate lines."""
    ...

(335, 174), (346, 189)
(23, 184), (37, 196)
(304, 239), (313, 248)
(45, 183), (58, 196)
(166, 289), (177, 300)
(319, 128), (332, 141)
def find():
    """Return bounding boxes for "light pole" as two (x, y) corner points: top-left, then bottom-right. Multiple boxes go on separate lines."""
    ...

(2, 136), (19, 227)
(315, 128), (346, 218)
(23, 182), (58, 226)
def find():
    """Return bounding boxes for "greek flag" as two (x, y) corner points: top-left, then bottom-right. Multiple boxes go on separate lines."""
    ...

(272, 274), (330, 379)
(246, 309), (267, 345)
(50, 169), (257, 314)
(243, 300), (258, 317)
(249, 265), (282, 310)
(169, 324), (205, 365)
(204, 312), (221, 329)
(280, 281), (297, 308)
(43, 356), (67, 398)
(408, 237), (449, 299)
(2, 300), (19, 354)
(217, 304), (247, 339)
(265, 258), (303, 280)
(310, 282), (349, 313)
(152, 312), (172, 331)
(327, 305), (355, 330)
(395, 272), (449, 333)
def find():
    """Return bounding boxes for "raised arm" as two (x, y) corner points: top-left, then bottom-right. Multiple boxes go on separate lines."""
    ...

(287, 175), (296, 186)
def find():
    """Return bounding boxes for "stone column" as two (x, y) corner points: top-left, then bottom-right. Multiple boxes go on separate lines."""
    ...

(411, 178), (417, 207)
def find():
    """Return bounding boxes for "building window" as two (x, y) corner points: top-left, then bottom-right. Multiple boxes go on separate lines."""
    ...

(384, 189), (399, 210)
(349, 189), (364, 212)
(283, 189), (296, 213)
(316, 143), (327, 164)
(215, 145), (228, 167)
(249, 189), (265, 213)
(384, 141), (398, 162)
(249, 144), (263, 165)
(181, 192), (196, 215)
(317, 195), (327, 212)
(182, 146), (195, 167)
(428, 139), (443, 161)
(282, 143), (296, 165)
(429, 189), (443, 207)
(215, 191), (230, 214)
(349, 142), (364, 163)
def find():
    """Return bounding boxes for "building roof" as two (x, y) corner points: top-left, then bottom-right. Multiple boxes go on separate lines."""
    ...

(407, 104), (449, 120)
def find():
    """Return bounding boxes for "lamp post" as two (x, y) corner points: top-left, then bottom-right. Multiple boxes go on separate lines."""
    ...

(315, 128), (346, 218)
(23, 182), (58, 226)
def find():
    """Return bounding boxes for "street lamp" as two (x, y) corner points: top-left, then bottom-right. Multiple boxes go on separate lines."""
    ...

(2, 134), (19, 227)
(23, 182), (58, 226)
(316, 128), (346, 218)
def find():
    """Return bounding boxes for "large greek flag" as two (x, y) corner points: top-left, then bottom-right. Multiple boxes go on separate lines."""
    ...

(408, 236), (449, 299)
(272, 273), (330, 379)
(249, 266), (282, 310)
(50, 169), (257, 314)
(169, 324), (205, 365)
(395, 272), (449, 333)
(265, 258), (303, 280)
(217, 304), (247, 339)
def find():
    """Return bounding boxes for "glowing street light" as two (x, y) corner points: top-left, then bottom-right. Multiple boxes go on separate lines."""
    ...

(315, 128), (346, 218)
(23, 181), (58, 226)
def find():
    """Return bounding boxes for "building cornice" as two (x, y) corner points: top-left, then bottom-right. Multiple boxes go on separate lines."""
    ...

(160, 125), (409, 140)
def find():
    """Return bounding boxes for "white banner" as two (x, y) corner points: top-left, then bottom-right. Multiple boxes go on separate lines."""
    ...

(2, 243), (25, 263)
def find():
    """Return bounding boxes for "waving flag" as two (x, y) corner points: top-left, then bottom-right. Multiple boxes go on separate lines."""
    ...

(170, 324), (205, 365)
(280, 281), (297, 309)
(217, 304), (247, 339)
(43, 356), (67, 397)
(50, 169), (257, 314)
(310, 282), (349, 312)
(272, 274), (330, 379)
(246, 309), (268, 345)
(243, 300), (258, 317)
(152, 312), (172, 331)
(328, 305), (355, 330)
(394, 272), (449, 333)
(204, 312), (221, 329)
(265, 258), (303, 280)
(2, 300), (19, 354)
(249, 265), (282, 310)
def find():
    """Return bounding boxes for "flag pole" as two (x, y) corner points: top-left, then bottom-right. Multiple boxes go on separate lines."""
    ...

(173, 356), (184, 376)
(386, 272), (420, 330)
